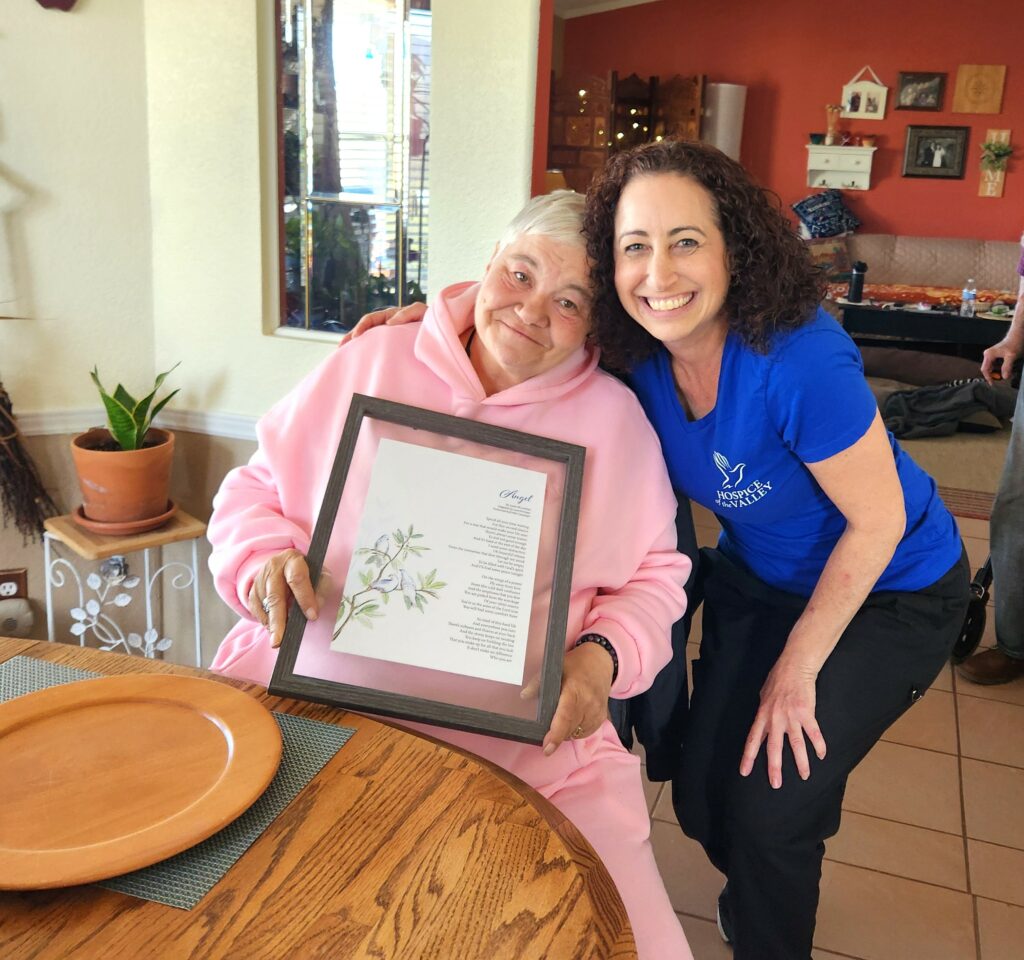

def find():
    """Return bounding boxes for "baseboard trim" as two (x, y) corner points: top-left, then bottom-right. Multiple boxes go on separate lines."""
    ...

(16, 408), (258, 442)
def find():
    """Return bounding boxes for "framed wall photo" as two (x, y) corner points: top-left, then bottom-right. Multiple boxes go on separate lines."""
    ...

(269, 394), (586, 744)
(902, 125), (970, 179)
(895, 72), (946, 111)
(841, 65), (888, 120)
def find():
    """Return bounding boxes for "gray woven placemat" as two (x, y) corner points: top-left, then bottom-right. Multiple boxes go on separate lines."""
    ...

(0, 654), (355, 910)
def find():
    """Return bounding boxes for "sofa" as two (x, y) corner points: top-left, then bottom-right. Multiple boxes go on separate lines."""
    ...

(844, 233), (1020, 291)
(815, 234), (1022, 443)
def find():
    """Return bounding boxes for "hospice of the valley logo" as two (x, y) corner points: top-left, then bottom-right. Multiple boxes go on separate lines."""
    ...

(713, 451), (772, 508)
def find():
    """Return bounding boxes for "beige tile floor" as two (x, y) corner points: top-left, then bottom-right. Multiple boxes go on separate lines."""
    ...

(644, 506), (1024, 960)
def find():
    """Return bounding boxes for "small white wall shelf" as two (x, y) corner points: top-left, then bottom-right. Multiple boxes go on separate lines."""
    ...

(806, 145), (877, 191)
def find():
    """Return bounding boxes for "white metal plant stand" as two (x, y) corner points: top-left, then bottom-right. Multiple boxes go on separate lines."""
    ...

(42, 511), (207, 667)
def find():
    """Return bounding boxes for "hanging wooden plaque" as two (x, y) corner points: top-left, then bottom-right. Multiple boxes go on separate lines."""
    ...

(952, 65), (1006, 114)
(979, 128), (1011, 199)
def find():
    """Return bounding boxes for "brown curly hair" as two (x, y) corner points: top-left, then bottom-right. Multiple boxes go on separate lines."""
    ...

(583, 139), (825, 371)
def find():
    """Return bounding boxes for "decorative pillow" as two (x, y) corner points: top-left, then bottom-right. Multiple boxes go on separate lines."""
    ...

(804, 234), (853, 280)
(791, 189), (861, 239)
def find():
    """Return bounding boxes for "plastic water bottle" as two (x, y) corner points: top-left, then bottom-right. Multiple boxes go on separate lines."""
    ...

(960, 278), (977, 317)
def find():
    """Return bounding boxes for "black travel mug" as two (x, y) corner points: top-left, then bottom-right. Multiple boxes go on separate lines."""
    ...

(847, 261), (867, 303)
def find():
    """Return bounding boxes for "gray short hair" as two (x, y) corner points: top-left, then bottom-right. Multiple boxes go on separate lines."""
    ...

(496, 190), (586, 254)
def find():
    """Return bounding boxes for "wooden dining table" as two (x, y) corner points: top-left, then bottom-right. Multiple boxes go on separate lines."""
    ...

(0, 638), (636, 959)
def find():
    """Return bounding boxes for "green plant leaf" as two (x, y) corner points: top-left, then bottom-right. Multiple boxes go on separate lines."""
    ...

(91, 368), (139, 449)
(113, 383), (137, 413)
(147, 388), (180, 425)
(90, 363), (180, 450)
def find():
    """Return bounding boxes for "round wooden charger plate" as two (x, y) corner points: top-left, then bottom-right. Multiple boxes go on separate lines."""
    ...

(0, 674), (283, 890)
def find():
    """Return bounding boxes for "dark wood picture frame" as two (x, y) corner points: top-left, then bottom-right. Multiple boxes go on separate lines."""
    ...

(902, 125), (969, 179)
(269, 394), (586, 744)
(895, 72), (947, 111)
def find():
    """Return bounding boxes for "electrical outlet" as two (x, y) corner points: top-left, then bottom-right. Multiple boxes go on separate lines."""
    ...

(0, 569), (28, 600)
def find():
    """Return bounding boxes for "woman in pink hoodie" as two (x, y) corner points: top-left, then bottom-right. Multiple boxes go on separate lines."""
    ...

(208, 191), (693, 959)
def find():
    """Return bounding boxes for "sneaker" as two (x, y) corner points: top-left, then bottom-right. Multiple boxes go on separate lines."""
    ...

(957, 648), (1024, 685)
(716, 882), (734, 945)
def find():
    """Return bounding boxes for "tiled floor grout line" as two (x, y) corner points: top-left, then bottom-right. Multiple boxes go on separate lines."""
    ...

(673, 909), (869, 960)
(971, 895), (982, 960)
(954, 686), (1024, 707)
(872, 733), (977, 761)
(955, 752), (1024, 773)
(649, 805), (967, 839)
(959, 834), (1024, 854)
(650, 804), (1024, 858)
(951, 664), (984, 960)
(817, 857), (969, 895)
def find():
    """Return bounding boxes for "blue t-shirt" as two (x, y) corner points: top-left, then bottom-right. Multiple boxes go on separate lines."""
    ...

(628, 309), (962, 596)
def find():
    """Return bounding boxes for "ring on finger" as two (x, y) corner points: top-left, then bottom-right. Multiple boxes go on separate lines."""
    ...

(261, 596), (274, 615)
(571, 724), (585, 740)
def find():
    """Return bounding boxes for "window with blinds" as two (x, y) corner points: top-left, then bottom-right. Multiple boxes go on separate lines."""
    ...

(279, 0), (430, 333)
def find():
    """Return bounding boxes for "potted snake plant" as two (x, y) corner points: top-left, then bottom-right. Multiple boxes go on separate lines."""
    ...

(70, 364), (180, 531)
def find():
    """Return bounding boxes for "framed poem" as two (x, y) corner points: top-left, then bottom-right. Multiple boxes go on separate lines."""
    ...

(895, 72), (946, 111)
(269, 394), (586, 744)
(902, 125), (969, 179)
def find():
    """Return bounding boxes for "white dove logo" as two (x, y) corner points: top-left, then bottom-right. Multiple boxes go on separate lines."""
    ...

(713, 451), (746, 489)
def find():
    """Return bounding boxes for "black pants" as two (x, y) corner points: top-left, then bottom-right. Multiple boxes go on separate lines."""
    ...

(673, 546), (970, 960)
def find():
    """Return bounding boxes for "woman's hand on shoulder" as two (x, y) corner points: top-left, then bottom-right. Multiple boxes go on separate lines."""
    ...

(339, 301), (428, 346)
(248, 548), (321, 648)
(541, 642), (615, 756)
(739, 653), (827, 788)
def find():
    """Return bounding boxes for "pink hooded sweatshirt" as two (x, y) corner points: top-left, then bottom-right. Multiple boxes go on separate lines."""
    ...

(209, 282), (693, 958)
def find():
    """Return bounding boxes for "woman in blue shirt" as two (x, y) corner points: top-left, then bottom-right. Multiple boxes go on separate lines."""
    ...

(583, 140), (968, 960)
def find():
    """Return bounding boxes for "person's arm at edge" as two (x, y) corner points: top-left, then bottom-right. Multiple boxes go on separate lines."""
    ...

(738, 409), (905, 788)
(981, 273), (1024, 384)
(208, 348), (363, 639)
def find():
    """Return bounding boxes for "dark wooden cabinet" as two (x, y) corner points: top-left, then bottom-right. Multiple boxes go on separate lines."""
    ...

(546, 70), (705, 193)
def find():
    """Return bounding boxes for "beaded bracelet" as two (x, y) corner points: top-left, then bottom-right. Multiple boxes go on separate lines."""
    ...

(573, 633), (619, 684)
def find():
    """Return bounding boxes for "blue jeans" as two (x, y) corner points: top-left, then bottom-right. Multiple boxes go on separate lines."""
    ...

(993, 383), (1024, 657)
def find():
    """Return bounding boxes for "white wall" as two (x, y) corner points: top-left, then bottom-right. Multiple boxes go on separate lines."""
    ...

(428, 0), (540, 290)
(3, 0), (541, 425)
(145, 0), (543, 420)
(0, 0), (153, 413)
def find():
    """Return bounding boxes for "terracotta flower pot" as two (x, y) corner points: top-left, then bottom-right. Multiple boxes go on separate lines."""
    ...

(71, 428), (175, 524)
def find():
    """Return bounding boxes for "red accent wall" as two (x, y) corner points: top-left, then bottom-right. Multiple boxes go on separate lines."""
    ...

(559, 0), (1024, 240)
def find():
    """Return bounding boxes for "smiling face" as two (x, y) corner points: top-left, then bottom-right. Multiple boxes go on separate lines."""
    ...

(472, 234), (592, 391)
(613, 172), (731, 352)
